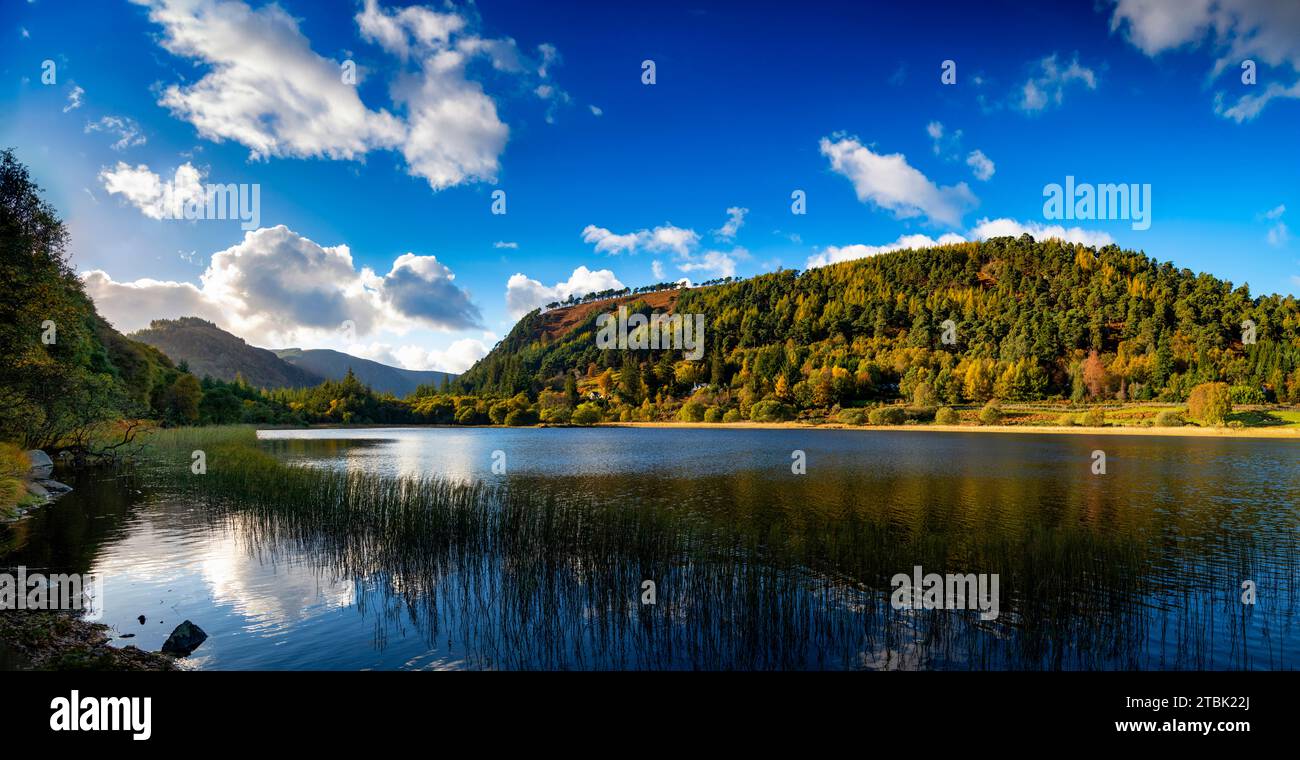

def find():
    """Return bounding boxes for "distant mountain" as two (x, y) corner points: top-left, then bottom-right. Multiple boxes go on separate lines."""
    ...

(274, 348), (456, 397)
(129, 318), (322, 389)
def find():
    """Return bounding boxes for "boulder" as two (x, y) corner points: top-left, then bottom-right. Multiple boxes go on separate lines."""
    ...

(25, 481), (49, 499)
(161, 620), (208, 656)
(25, 450), (53, 478)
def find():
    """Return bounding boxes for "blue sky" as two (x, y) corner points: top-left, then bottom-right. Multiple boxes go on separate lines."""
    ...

(3, 0), (1298, 372)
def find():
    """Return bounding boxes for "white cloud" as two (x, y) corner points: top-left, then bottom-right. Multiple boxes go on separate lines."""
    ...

(132, 0), (561, 191)
(98, 162), (204, 220)
(1015, 53), (1097, 113)
(677, 248), (742, 278)
(1109, 0), (1300, 121)
(493, 240), (518, 249)
(806, 233), (966, 268)
(713, 206), (748, 240)
(62, 84), (84, 113)
(580, 223), (699, 256)
(82, 225), (481, 345)
(505, 266), (625, 318)
(581, 225), (645, 255)
(805, 218), (1113, 268)
(85, 116), (146, 150)
(391, 339), (489, 373)
(589, 104), (603, 116)
(968, 217), (1114, 247)
(1264, 203), (1286, 220)
(966, 149), (996, 181)
(820, 135), (977, 227)
(582, 209), (748, 276)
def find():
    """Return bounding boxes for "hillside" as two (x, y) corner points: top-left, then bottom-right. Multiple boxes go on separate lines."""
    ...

(130, 318), (322, 389)
(453, 235), (1300, 407)
(274, 348), (455, 397)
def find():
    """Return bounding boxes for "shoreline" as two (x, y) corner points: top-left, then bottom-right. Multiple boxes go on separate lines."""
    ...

(600, 420), (1300, 439)
(272, 419), (1300, 440)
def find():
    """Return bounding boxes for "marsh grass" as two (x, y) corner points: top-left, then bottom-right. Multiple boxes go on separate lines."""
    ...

(132, 426), (1294, 670)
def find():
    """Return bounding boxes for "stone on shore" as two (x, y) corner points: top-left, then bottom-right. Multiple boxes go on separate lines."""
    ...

(161, 620), (208, 656)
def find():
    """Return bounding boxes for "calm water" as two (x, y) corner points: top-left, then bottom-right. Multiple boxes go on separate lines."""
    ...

(2, 427), (1298, 670)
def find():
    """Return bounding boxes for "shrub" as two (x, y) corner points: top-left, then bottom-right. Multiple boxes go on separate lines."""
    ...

(904, 406), (937, 423)
(504, 408), (538, 427)
(454, 405), (481, 425)
(1187, 382), (1232, 425)
(1080, 409), (1105, 427)
(750, 400), (795, 423)
(571, 403), (603, 426)
(677, 400), (706, 422)
(934, 407), (959, 425)
(722, 408), (742, 423)
(703, 406), (723, 423)
(1154, 410), (1185, 427)
(978, 400), (1003, 426)
(539, 406), (571, 424)
(488, 400), (511, 425)
(868, 406), (906, 426)
(1229, 385), (1265, 405)
(1056, 413), (1077, 426)
(838, 408), (866, 426)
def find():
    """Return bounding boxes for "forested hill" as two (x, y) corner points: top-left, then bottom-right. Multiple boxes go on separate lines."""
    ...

(130, 318), (322, 390)
(453, 235), (1300, 405)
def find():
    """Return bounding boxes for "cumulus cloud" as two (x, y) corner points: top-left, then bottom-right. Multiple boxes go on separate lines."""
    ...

(582, 211), (745, 277)
(85, 116), (146, 150)
(131, 0), (562, 190)
(1109, 0), (1300, 121)
(968, 217), (1114, 247)
(380, 253), (483, 330)
(966, 149), (995, 181)
(505, 265), (625, 318)
(98, 162), (204, 220)
(83, 225), (482, 344)
(580, 223), (699, 256)
(805, 218), (1112, 268)
(1016, 53), (1097, 113)
(820, 135), (977, 227)
(397, 340), (489, 373)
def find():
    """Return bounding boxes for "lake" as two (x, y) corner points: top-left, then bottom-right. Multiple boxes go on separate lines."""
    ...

(2, 426), (1297, 670)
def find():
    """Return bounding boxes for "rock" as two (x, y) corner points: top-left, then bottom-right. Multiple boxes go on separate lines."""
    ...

(36, 479), (72, 494)
(161, 620), (208, 656)
(25, 482), (49, 499)
(25, 450), (53, 478)
(138, 615), (146, 625)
